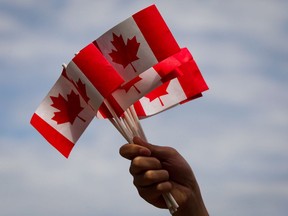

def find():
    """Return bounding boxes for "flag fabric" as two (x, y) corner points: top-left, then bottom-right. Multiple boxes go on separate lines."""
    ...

(31, 44), (124, 157)
(94, 5), (180, 80)
(30, 70), (96, 158)
(66, 43), (124, 113)
(133, 55), (209, 118)
(98, 48), (193, 118)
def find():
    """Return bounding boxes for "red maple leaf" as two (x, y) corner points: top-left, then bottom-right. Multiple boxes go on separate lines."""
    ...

(121, 76), (142, 93)
(50, 90), (85, 124)
(145, 82), (170, 106)
(109, 33), (140, 72)
(62, 69), (90, 104)
(74, 79), (90, 103)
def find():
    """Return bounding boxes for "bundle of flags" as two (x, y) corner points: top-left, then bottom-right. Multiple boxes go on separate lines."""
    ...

(30, 4), (208, 214)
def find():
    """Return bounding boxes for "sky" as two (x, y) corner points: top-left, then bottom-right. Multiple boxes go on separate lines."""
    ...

(0, 0), (287, 215)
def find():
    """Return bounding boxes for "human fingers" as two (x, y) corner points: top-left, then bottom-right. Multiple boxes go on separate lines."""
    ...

(133, 137), (195, 187)
(133, 169), (170, 188)
(130, 156), (162, 175)
(136, 181), (173, 208)
(119, 143), (151, 160)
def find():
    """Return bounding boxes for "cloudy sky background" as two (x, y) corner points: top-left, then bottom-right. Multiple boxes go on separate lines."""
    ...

(0, 0), (287, 215)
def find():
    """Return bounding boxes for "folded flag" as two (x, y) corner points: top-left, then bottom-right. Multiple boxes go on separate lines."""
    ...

(134, 53), (209, 118)
(66, 43), (124, 112)
(98, 48), (192, 118)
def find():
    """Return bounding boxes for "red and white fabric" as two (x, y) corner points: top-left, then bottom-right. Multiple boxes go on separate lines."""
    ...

(66, 43), (124, 112)
(30, 71), (96, 158)
(31, 44), (124, 157)
(94, 4), (184, 117)
(133, 56), (209, 118)
(100, 48), (195, 117)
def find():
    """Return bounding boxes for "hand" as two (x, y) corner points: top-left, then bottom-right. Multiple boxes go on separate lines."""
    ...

(119, 137), (209, 216)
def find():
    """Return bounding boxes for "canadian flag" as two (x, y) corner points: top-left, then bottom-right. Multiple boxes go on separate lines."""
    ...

(30, 70), (95, 158)
(133, 57), (209, 118)
(95, 5), (180, 79)
(31, 44), (124, 158)
(94, 4), (185, 118)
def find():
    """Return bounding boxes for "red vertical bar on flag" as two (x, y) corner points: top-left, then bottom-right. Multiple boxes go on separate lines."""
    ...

(177, 60), (209, 98)
(132, 5), (180, 62)
(72, 43), (124, 98)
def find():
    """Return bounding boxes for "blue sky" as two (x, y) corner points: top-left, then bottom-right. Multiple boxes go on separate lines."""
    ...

(0, 0), (287, 216)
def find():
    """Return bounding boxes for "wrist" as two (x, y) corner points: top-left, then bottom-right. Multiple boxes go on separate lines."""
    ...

(172, 191), (208, 216)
